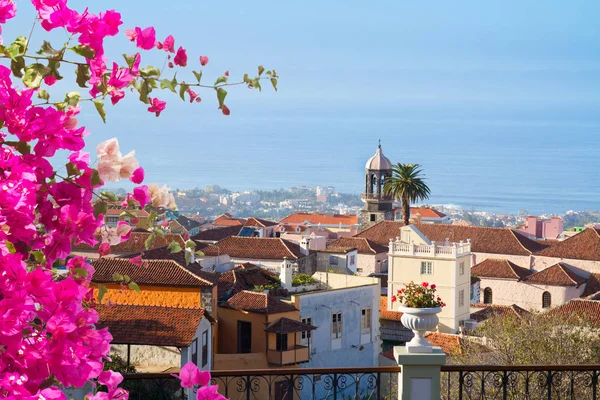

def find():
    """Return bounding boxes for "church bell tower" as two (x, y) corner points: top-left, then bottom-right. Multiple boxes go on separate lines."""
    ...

(360, 142), (394, 230)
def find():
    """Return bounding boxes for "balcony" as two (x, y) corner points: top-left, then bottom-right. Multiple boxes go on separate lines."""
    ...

(267, 345), (310, 366)
(390, 240), (471, 259)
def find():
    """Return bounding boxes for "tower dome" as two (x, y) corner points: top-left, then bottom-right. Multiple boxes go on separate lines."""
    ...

(365, 143), (392, 170)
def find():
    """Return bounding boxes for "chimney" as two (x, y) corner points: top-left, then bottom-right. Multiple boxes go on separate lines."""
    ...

(299, 237), (310, 255)
(279, 257), (293, 290)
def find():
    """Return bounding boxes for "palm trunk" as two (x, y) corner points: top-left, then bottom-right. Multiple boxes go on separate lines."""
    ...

(402, 195), (410, 226)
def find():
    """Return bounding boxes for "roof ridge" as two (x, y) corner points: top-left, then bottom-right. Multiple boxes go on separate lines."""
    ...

(557, 263), (581, 285)
(504, 259), (521, 279)
(508, 229), (533, 255)
(279, 237), (299, 259)
(175, 262), (214, 286)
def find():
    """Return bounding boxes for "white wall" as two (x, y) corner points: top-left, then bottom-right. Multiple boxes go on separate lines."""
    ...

(478, 279), (585, 310)
(111, 344), (180, 371)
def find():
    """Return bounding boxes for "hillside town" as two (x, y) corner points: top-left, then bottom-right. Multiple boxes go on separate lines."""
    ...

(74, 144), (600, 398)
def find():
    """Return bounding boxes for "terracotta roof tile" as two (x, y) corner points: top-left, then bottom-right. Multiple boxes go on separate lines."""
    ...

(222, 290), (297, 314)
(96, 304), (210, 347)
(217, 267), (280, 300)
(525, 263), (587, 287)
(536, 228), (600, 261)
(410, 207), (447, 219)
(92, 258), (213, 288)
(203, 236), (306, 260)
(192, 225), (241, 242)
(120, 245), (212, 278)
(266, 317), (317, 333)
(471, 259), (533, 280)
(280, 212), (358, 226)
(214, 214), (246, 227)
(244, 217), (278, 227)
(424, 333), (463, 355)
(324, 237), (388, 255)
(582, 273), (600, 298)
(470, 304), (531, 323)
(380, 296), (403, 321)
(548, 299), (600, 327)
(356, 222), (548, 256)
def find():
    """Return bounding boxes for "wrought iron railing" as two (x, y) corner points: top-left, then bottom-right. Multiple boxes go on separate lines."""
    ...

(123, 366), (400, 400)
(441, 365), (600, 400)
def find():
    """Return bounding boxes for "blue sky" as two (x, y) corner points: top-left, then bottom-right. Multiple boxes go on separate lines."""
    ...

(4, 1), (600, 213)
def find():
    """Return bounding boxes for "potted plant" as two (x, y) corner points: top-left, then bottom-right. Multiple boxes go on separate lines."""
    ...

(392, 281), (446, 353)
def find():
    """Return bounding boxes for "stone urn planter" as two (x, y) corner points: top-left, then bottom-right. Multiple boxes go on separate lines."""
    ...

(397, 305), (442, 353)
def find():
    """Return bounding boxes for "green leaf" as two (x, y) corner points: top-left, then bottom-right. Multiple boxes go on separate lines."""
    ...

(258, 65), (265, 76)
(4, 240), (16, 254)
(97, 285), (108, 304)
(37, 41), (61, 57)
(160, 77), (177, 93)
(64, 91), (81, 107)
(76, 64), (90, 88)
(112, 272), (124, 282)
(10, 56), (25, 78)
(148, 211), (158, 223)
(119, 210), (136, 218)
(69, 45), (95, 60)
(93, 99), (106, 123)
(93, 201), (107, 218)
(185, 239), (196, 249)
(5, 36), (27, 61)
(185, 250), (192, 265)
(214, 76), (227, 85)
(154, 228), (165, 237)
(168, 241), (182, 253)
(192, 70), (202, 83)
(37, 89), (50, 101)
(47, 60), (63, 80)
(144, 232), (156, 250)
(3, 141), (31, 155)
(73, 267), (89, 278)
(122, 53), (136, 68)
(123, 275), (131, 282)
(66, 162), (79, 177)
(216, 88), (227, 108)
(243, 74), (251, 84)
(139, 80), (150, 104)
(128, 281), (141, 294)
(139, 66), (160, 78)
(100, 191), (117, 202)
(31, 250), (46, 264)
(195, 250), (205, 257)
(179, 82), (189, 101)
(23, 63), (48, 89)
(252, 78), (262, 92)
(91, 169), (102, 187)
(271, 78), (278, 92)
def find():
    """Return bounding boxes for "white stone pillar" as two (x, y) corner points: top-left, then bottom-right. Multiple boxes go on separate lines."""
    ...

(394, 346), (446, 400)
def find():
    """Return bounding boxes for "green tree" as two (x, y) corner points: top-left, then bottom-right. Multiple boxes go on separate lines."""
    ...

(383, 163), (431, 226)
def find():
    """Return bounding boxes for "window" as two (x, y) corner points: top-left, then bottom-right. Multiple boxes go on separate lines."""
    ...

(459, 290), (465, 307)
(421, 261), (433, 275)
(105, 216), (119, 226)
(201, 330), (208, 367)
(370, 214), (376, 222)
(301, 317), (312, 341)
(329, 256), (338, 265)
(542, 292), (551, 308)
(276, 333), (288, 351)
(483, 288), (493, 304)
(361, 308), (371, 333)
(331, 312), (342, 339)
(460, 262), (465, 276)
(349, 255), (356, 265)
(191, 338), (198, 365)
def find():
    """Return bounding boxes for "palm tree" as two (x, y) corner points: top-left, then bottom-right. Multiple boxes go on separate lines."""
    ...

(383, 163), (431, 226)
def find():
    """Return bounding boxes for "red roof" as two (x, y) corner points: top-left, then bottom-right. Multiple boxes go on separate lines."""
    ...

(325, 237), (388, 255)
(92, 258), (213, 288)
(471, 259), (533, 280)
(582, 273), (600, 298)
(424, 333), (463, 355)
(244, 217), (278, 227)
(280, 212), (358, 226)
(548, 299), (600, 327)
(217, 267), (280, 299)
(96, 304), (211, 347)
(192, 225), (241, 242)
(470, 304), (531, 322)
(222, 290), (297, 314)
(380, 296), (403, 321)
(214, 214), (246, 227)
(536, 228), (600, 261)
(203, 236), (306, 260)
(410, 207), (447, 219)
(356, 222), (548, 256)
(525, 263), (587, 287)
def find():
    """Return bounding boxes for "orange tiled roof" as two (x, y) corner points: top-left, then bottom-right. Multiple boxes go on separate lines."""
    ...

(222, 290), (297, 314)
(214, 213), (246, 227)
(244, 217), (278, 227)
(380, 296), (403, 321)
(356, 222), (548, 256)
(217, 267), (280, 299)
(192, 225), (241, 242)
(424, 332), (463, 355)
(280, 212), (358, 226)
(324, 237), (388, 255)
(471, 259), (533, 280)
(410, 207), (447, 219)
(203, 236), (306, 260)
(548, 299), (600, 327)
(582, 273), (600, 298)
(536, 228), (600, 261)
(525, 263), (587, 287)
(92, 258), (213, 287)
(96, 304), (211, 347)
(470, 304), (531, 323)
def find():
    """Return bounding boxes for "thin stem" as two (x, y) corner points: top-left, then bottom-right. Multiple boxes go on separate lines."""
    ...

(24, 17), (38, 54)
(32, 97), (95, 107)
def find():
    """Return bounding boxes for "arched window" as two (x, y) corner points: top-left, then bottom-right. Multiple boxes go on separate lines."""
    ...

(542, 291), (551, 308)
(483, 287), (493, 304)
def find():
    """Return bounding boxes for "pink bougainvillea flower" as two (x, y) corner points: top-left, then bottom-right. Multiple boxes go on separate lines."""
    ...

(147, 97), (166, 117)
(68, 151), (90, 170)
(98, 242), (111, 257)
(119, 150), (139, 180)
(131, 167), (144, 184)
(134, 26), (156, 50)
(125, 28), (137, 41)
(108, 62), (134, 89)
(0, 0), (16, 24)
(133, 185), (151, 208)
(196, 385), (226, 400)
(221, 105), (230, 116)
(44, 75), (57, 86)
(174, 46), (187, 67)
(129, 255), (143, 266)
(172, 362), (212, 388)
(130, 53), (141, 75)
(116, 221), (132, 242)
(186, 88), (199, 103)
(200, 55), (209, 66)
(98, 158), (122, 182)
(98, 370), (123, 390)
(96, 138), (122, 161)
(109, 90), (125, 105)
(162, 35), (175, 53)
